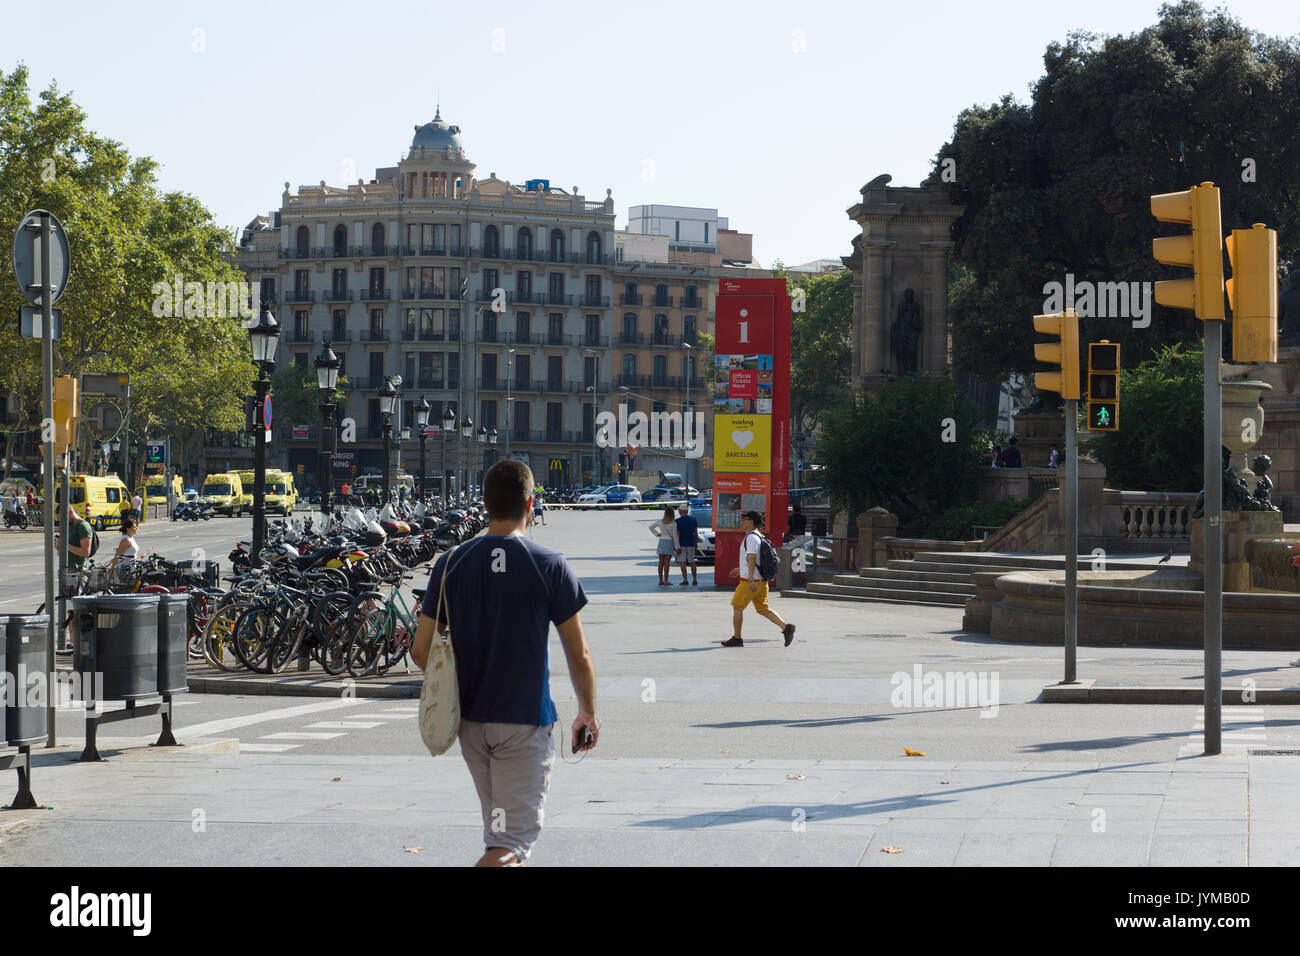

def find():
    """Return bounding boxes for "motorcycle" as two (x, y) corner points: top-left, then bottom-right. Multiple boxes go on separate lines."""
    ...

(3, 504), (29, 530)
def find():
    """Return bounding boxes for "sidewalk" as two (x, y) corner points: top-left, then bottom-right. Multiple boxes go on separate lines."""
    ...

(2, 745), (1293, 866)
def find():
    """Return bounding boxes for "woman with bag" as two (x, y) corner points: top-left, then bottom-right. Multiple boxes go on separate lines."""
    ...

(650, 506), (678, 586)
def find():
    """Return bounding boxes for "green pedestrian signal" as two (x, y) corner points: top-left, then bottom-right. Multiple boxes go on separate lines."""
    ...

(1086, 341), (1120, 432)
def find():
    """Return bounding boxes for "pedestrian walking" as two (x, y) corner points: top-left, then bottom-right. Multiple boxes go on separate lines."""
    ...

(786, 502), (807, 541)
(721, 510), (795, 648)
(651, 506), (679, 585)
(129, 491), (143, 521)
(412, 459), (597, 867)
(533, 488), (547, 526)
(674, 503), (699, 585)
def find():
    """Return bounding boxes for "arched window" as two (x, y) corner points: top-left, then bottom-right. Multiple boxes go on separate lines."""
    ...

(517, 227), (532, 258)
(653, 314), (669, 343)
(622, 313), (637, 340)
(333, 224), (347, 257)
(484, 224), (500, 258)
(654, 283), (668, 306)
(371, 223), (385, 255)
(549, 229), (564, 261)
(295, 226), (309, 257)
(622, 354), (636, 378)
(685, 284), (698, 306)
(653, 355), (667, 383)
(586, 230), (602, 264)
(683, 315), (697, 343)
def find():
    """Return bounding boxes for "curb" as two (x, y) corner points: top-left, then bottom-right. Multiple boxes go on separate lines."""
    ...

(1041, 680), (1300, 704)
(188, 676), (422, 699)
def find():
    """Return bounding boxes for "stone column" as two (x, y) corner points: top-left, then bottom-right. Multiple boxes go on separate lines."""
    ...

(858, 507), (899, 570)
(863, 240), (891, 380)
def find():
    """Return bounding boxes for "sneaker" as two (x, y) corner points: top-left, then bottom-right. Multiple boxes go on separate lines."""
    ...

(720, 636), (744, 648)
(783, 624), (796, 647)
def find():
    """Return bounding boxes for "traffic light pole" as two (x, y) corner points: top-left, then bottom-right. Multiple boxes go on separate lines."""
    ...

(1063, 398), (1079, 684)
(1204, 323), (1223, 754)
(40, 212), (57, 748)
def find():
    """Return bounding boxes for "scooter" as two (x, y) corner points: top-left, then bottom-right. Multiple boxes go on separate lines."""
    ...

(3, 504), (29, 530)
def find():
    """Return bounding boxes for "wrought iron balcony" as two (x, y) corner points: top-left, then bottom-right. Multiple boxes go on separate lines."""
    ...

(359, 288), (390, 301)
(619, 293), (643, 305)
(322, 289), (352, 302)
(284, 291), (315, 303)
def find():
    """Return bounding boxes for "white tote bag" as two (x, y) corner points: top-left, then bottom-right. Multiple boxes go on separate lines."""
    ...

(419, 552), (461, 756)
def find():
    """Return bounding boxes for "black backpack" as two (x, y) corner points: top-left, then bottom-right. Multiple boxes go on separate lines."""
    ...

(88, 527), (100, 558)
(747, 531), (780, 582)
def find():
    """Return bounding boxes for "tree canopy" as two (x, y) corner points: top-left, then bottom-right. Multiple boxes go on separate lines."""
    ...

(0, 64), (254, 486)
(938, 1), (1300, 385)
(789, 268), (853, 437)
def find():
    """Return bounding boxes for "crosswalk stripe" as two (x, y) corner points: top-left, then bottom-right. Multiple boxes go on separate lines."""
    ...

(239, 743), (301, 753)
(345, 712), (417, 719)
(261, 732), (345, 740)
(305, 721), (386, 729)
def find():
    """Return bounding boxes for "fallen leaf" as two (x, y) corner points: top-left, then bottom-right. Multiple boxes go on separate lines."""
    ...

(903, 747), (926, 757)
(405, 846), (425, 854)
(785, 773), (805, 780)
(882, 846), (903, 854)
(939, 781), (950, 785)
(719, 749), (731, 754)
(331, 777), (342, 782)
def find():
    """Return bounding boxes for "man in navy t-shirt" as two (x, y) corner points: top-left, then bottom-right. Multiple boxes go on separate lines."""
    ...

(674, 503), (699, 585)
(413, 459), (597, 867)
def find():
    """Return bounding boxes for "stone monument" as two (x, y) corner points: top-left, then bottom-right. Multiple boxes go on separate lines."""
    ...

(843, 174), (964, 392)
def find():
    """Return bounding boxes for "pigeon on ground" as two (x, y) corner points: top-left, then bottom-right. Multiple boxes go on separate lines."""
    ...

(1159, 549), (1172, 564)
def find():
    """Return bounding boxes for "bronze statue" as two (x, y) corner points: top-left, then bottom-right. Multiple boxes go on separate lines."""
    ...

(1279, 261), (1300, 342)
(1251, 453), (1280, 512)
(893, 288), (922, 375)
(1192, 445), (1270, 518)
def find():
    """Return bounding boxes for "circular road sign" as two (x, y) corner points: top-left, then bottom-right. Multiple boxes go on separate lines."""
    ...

(263, 395), (272, 430)
(11, 209), (71, 306)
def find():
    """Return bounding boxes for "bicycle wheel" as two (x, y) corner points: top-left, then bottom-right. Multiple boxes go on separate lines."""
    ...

(345, 605), (390, 678)
(315, 591), (358, 676)
(203, 594), (251, 671)
(231, 604), (275, 673)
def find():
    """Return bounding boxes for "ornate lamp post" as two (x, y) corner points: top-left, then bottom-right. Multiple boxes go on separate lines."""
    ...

(415, 396), (431, 501)
(441, 405), (455, 499)
(477, 424), (488, 493)
(314, 341), (340, 521)
(459, 415), (474, 502)
(379, 376), (399, 507)
(248, 303), (281, 565)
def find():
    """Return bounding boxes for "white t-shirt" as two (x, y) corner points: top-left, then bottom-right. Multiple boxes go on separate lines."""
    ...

(131, 495), (142, 511)
(739, 530), (763, 580)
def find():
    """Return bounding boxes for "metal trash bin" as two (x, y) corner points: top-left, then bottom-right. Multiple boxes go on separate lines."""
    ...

(71, 594), (160, 702)
(5, 615), (49, 747)
(156, 593), (189, 695)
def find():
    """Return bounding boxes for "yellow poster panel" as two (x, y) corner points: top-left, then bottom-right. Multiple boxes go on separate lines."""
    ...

(713, 414), (771, 474)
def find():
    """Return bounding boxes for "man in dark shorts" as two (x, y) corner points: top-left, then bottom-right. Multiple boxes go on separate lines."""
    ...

(412, 460), (597, 867)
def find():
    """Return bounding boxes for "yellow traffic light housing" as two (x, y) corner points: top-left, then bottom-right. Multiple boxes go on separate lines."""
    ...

(50, 375), (78, 457)
(1150, 182), (1225, 320)
(1086, 341), (1120, 432)
(1225, 222), (1278, 364)
(1033, 309), (1080, 400)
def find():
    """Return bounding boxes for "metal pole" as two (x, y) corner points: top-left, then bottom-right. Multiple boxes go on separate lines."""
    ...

(505, 355), (512, 460)
(40, 213), (57, 747)
(382, 416), (392, 507)
(1062, 398), (1078, 684)
(1204, 322), (1223, 754)
(419, 432), (426, 501)
(251, 375), (270, 565)
(319, 400), (333, 523)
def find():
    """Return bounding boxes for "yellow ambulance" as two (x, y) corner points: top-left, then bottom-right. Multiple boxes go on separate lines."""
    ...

(202, 472), (245, 517)
(57, 474), (132, 531)
(265, 471), (297, 515)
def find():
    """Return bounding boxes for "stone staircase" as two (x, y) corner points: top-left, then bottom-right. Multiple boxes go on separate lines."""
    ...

(785, 551), (1168, 607)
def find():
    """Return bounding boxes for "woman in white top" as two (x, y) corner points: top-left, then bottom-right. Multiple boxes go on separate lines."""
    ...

(110, 516), (139, 573)
(650, 507), (679, 586)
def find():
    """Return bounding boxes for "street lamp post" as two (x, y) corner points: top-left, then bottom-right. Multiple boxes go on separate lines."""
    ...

(248, 303), (281, 566)
(440, 405), (455, 500)
(476, 425), (488, 493)
(459, 415), (474, 503)
(504, 347), (515, 461)
(315, 341), (340, 523)
(682, 341), (693, 488)
(379, 377), (398, 507)
(415, 396), (431, 501)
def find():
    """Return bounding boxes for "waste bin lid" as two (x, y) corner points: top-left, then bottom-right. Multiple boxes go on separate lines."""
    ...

(71, 594), (161, 611)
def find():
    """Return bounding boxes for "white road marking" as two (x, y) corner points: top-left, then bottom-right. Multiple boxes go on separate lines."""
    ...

(239, 743), (301, 753)
(305, 720), (386, 729)
(380, 708), (420, 714)
(261, 732), (345, 740)
(173, 697), (365, 738)
(345, 712), (418, 719)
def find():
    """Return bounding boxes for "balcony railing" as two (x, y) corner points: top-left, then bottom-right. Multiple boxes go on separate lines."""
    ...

(478, 288), (509, 302)
(620, 293), (643, 305)
(582, 334), (610, 348)
(619, 332), (644, 345)
(544, 293), (573, 306)
(328, 330), (353, 342)
(416, 376), (444, 390)
(284, 329), (315, 343)
(346, 377), (379, 390)
(284, 291), (315, 303)
(512, 291), (541, 304)
(682, 297), (705, 310)
(652, 295), (673, 308)
(580, 295), (610, 308)
(617, 374), (685, 389)
(359, 289), (390, 301)
(359, 328), (390, 342)
(650, 332), (680, 348)
(401, 286), (448, 301)
(545, 333), (572, 346)
(322, 290), (352, 302)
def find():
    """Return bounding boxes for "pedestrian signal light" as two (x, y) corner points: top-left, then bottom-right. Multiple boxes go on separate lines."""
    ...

(1032, 309), (1080, 400)
(1225, 222), (1278, 364)
(1150, 182), (1225, 320)
(1087, 341), (1119, 432)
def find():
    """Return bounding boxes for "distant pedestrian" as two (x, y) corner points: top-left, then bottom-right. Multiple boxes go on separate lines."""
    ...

(1048, 444), (1062, 468)
(674, 503), (698, 585)
(787, 502), (807, 541)
(990, 443), (1002, 468)
(722, 511), (795, 648)
(998, 436), (1022, 468)
(651, 507), (679, 585)
(129, 491), (143, 521)
(412, 459), (597, 867)
(533, 489), (547, 526)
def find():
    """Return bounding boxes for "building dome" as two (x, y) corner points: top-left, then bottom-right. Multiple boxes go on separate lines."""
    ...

(410, 107), (464, 154)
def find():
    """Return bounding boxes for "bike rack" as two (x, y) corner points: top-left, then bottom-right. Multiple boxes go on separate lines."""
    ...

(0, 747), (39, 810)
(78, 694), (179, 762)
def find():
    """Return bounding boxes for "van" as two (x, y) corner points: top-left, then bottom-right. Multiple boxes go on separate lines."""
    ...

(202, 472), (245, 517)
(265, 471), (297, 515)
(235, 470), (257, 514)
(57, 474), (131, 531)
(145, 474), (183, 507)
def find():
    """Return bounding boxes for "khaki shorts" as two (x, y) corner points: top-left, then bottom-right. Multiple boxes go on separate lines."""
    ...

(459, 720), (556, 860)
(677, 547), (696, 564)
(730, 580), (770, 612)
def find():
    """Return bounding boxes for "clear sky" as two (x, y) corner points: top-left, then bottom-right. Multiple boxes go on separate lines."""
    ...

(3, 0), (1296, 266)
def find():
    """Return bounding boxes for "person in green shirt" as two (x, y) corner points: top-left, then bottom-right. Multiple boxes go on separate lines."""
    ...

(62, 506), (94, 569)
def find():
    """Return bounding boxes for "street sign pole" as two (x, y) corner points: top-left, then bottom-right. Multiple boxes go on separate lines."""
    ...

(40, 213), (57, 746)
(1204, 323), (1223, 754)
(1063, 398), (1079, 684)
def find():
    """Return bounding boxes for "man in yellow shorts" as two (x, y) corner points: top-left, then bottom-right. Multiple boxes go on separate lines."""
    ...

(721, 510), (795, 648)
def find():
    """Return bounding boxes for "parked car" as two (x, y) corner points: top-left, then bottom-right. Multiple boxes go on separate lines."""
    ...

(577, 484), (618, 504)
(692, 505), (715, 564)
(603, 485), (643, 507)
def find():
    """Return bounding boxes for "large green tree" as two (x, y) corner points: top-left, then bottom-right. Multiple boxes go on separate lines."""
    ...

(0, 65), (254, 487)
(938, 1), (1300, 385)
(789, 269), (853, 436)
